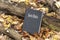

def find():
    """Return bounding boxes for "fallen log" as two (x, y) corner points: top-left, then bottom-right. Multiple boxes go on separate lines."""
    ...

(0, 1), (26, 17)
(42, 15), (60, 31)
(0, 26), (22, 40)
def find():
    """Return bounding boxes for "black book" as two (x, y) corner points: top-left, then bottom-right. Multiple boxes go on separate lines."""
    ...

(23, 8), (43, 34)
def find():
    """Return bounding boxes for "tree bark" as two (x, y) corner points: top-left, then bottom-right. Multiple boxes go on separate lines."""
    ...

(0, 1), (26, 17)
(0, 26), (22, 40)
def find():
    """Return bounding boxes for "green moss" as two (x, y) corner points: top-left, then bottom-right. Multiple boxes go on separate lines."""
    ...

(48, 24), (60, 31)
